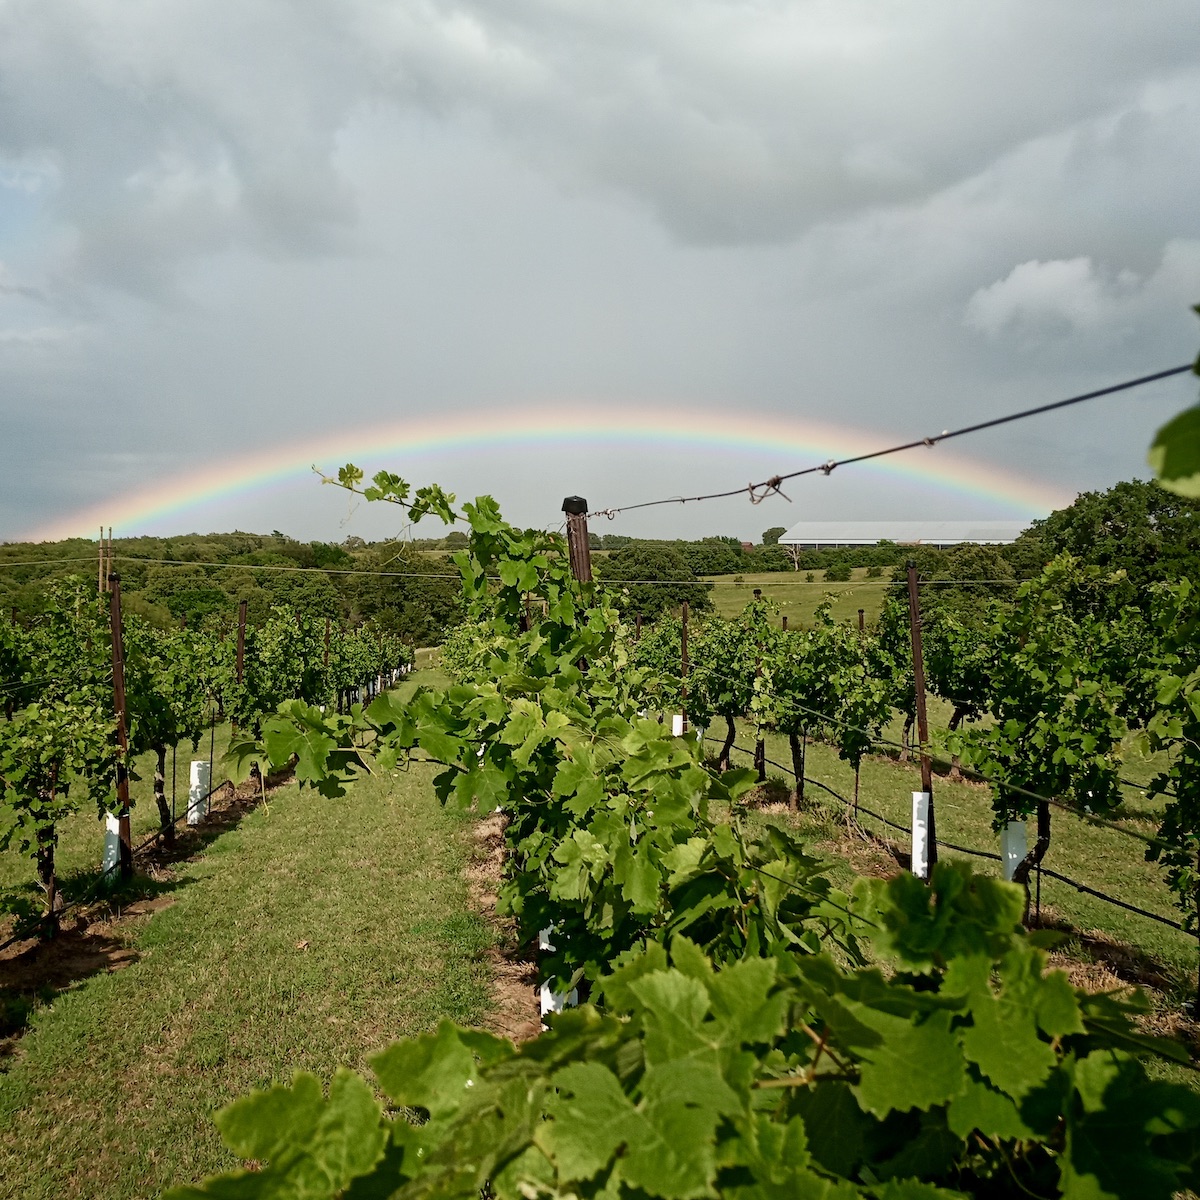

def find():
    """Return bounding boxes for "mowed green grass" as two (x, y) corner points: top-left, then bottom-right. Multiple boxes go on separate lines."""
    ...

(703, 569), (894, 624)
(0, 670), (493, 1200)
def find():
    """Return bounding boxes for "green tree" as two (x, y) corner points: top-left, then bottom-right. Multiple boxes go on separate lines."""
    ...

(761, 525), (786, 545)
(1030, 478), (1200, 595)
(343, 546), (462, 644)
(597, 545), (712, 620)
(679, 538), (745, 576)
(757, 603), (890, 807)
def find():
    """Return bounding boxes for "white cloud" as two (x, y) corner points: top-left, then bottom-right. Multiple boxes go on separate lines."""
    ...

(965, 241), (1200, 340)
(965, 258), (1127, 336)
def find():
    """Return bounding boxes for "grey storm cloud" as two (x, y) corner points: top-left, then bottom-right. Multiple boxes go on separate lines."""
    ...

(1, 0), (1198, 283)
(0, 0), (1198, 541)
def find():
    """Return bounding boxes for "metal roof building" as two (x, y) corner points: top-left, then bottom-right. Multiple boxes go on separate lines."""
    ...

(778, 520), (1028, 549)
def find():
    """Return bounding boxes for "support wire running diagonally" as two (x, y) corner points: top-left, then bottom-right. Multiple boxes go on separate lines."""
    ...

(591, 364), (1193, 518)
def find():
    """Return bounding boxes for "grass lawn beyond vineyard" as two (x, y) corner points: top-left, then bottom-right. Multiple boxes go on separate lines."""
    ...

(703, 568), (893, 624)
(0, 672), (494, 1200)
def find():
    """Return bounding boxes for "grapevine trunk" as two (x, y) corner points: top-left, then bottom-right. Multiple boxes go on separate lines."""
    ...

(788, 730), (807, 810)
(719, 714), (736, 771)
(154, 743), (174, 844)
(1011, 799), (1052, 924)
(35, 819), (57, 930)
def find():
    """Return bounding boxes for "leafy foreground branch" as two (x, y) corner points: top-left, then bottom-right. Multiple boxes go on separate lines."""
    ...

(168, 870), (1199, 1200)
(176, 473), (1198, 1200)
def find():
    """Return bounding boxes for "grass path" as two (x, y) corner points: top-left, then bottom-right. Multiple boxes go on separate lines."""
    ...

(0, 683), (492, 1199)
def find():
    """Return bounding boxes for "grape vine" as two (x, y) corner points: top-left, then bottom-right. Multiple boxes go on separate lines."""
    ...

(169, 471), (1199, 1200)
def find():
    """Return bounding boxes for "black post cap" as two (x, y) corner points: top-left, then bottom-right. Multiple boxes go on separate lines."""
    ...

(561, 496), (589, 515)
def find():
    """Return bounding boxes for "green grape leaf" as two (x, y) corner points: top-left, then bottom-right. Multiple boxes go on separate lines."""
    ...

(642, 1057), (742, 1120)
(1148, 403), (1200, 498)
(223, 734), (265, 786)
(551, 758), (604, 809)
(870, 1181), (971, 1200)
(262, 718), (337, 784)
(630, 971), (712, 1062)
(621, 1087), (724, 1199)
(871, 1111), (961, 1184)
(599, 943), (670, 1012)
(214, 1071), (326, 1161)
(958, 988), (1056, 1101)
(167, 1069), (386, 1200)
(622, 852), (663, 913)
(1060, 1051), (1200, 1200)
(707, 957), (789, 1047)
(661, 838), (709, 887)
(946, 1074), (1033, 1140)
(944, 952), (1058, 1101)
(1034, 969), (1086, 1039)
(370, 1021), (489, 1122)
(788, 1082), (871, 1179)
(491, 1144), (557, 1200)
(848, 1007), (967, 1117)
(451, 760), (509, 810)
(540, 1062), (641, 1182)
(415, 725), (462, 764)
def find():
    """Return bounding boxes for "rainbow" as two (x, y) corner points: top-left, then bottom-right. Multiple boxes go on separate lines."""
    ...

(25, 404), (1071, 541)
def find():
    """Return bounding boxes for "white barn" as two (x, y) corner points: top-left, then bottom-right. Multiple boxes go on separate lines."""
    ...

(778, 520), (1027, 550)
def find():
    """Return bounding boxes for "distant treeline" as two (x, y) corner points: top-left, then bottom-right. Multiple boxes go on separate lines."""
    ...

(0, 532), (461, 645)
(3, 479), (1198, 642)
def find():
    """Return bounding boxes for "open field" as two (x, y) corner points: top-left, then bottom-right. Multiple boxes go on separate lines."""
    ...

(703, 568), (894, 623)
(0, 672), (493, 1200)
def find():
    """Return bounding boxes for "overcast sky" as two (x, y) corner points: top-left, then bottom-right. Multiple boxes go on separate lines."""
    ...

(1, 1), (1198, 545)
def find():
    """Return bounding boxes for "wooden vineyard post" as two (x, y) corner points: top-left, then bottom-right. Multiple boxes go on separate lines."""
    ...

(235, 600), (247, 684)
(323, 617), (331, 669)
(906, 563), (937, 879)
(232, 599), (247, 735)
(753, 640), (766, 782)
(782, 615), (788, 631)
(108, 574), (133, 880)
(562, 496), (592, 677)
(98, 526), (105, 594)
(635, 613), (642, 642)
(680, 601), (690, 735)
(858, 608), (865, 634)
(540, 496), (592, 1019)
(561, 496), (593, 583)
